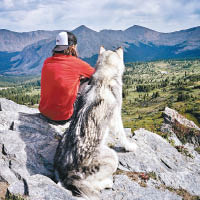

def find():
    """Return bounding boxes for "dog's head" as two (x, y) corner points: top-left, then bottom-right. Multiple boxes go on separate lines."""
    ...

(94, 46), (125, 80)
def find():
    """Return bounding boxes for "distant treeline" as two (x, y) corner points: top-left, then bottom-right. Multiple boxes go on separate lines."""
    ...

(0, 78), (41, 105)
(0, 75), (40, 87)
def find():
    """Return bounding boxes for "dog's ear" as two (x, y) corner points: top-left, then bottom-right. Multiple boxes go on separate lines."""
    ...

(116, 47), (123, 59)
(99, 46), (106, 54)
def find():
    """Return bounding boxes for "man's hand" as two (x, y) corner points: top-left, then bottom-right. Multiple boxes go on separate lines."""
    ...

(80, 76), (90, 84)
(80, 75), (85, 80)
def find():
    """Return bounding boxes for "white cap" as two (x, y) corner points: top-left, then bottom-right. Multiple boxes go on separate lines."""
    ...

(56, 32), (68, 45)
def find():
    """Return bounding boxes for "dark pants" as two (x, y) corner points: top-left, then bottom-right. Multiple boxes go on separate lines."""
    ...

(39, 113), (71, 125)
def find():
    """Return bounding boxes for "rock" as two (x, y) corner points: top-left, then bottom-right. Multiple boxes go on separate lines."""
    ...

(161, 123), (183, 146)
(0, 98), (71, 199)
(163, 107), (200, 130)
(162, 107), (200, 146)
(118, 129), (200, 196)
(0, 129), (57, 181)
(6, 174), (76, 200)
(101, 175), (182, 200)
(0, 98), (38, 113)
(0, 182), (9, 200)
(0, 98), (200, 199)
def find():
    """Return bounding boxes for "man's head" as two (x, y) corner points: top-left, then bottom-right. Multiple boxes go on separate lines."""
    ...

(52, 31), (78, 57)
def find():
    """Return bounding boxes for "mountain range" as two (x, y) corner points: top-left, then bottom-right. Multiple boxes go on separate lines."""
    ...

(0, 25), (200, 75)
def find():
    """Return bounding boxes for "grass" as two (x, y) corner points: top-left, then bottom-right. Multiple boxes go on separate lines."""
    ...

(194, 147), (200, 154)
(0, 75), (40, 87)
(163, 187), (200, 200)
(115, 169), (158, 188)
(0, 181), (27, 200)
(0, 59), (199, 199)
(175, 146), (194, 158)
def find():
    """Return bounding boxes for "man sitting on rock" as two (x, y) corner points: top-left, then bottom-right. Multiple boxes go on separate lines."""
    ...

(39, 31), (95, 125)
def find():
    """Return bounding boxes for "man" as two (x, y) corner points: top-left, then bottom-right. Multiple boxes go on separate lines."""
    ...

(39, 31), (95, 124)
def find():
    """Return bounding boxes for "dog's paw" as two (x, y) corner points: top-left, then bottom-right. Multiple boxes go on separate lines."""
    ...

(124, 141), (138, 152)
(98, 178), (113, 190)
(104, 178), (113, 189)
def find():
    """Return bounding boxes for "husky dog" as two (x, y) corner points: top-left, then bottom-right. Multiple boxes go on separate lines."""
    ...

(54, 46), (137, 200)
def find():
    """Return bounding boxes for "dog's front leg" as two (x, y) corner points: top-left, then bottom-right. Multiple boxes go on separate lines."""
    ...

(111, 109), (138, 152)
(118, 117), (138, 152)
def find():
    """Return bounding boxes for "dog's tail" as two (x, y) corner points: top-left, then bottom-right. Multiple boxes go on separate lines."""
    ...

(66, 181), (100, 200)
(57, 167), (101, 200)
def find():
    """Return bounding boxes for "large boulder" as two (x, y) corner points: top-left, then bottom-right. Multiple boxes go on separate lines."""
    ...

(0, 98), (200, 199)
(0, 98), (71, 199)
(162, 107), (200, 146)
(163, 107), (200, 130)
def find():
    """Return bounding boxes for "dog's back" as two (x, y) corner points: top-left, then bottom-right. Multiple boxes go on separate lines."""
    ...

(55, 79), (116, 175)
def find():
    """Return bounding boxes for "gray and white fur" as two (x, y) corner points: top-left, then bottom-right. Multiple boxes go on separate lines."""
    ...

(54, 46), (137, 200)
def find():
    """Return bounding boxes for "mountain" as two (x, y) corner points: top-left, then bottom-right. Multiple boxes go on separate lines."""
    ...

(0, 25), (200, 75)
(5, 39), (56, 75)
(0, 29), (61, 74)
(0, 29), (60, 52)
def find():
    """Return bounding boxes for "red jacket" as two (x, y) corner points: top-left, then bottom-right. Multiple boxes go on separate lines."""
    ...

(39, 54), (95, 121)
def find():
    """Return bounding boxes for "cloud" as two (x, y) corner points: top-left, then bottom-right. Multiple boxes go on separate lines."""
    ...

(0, 0), (199, 32)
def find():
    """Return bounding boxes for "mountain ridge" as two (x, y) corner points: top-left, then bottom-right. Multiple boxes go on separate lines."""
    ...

(0, 25), (200, 75)
(2, 24), (200, 34)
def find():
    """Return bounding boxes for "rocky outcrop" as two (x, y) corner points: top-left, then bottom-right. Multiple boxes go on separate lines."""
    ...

(163, 107), (200, 130)
(0, 98), (200, 200)
(0, 98), (72, 200)
(162, 107), (200, 146)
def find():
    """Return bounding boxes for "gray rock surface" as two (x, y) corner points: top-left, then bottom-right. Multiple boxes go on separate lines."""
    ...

(101, 175), (182, 200)
(6, 174), (76, 200)
(117, 129), (200, 196)
(0, 98), (38, 113)
(0, 98), (200, 199)
(0, 98), (71, 199)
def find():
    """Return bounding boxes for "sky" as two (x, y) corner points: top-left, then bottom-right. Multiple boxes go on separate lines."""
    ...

(0, 0), (200, 33)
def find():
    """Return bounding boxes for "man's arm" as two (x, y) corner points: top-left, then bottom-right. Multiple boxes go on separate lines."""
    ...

(78, 60), (95, 78)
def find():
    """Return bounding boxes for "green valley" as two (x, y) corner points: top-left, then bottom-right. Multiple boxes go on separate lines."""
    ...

(0, 59), (200, 134)
(122, 59), (200, 134)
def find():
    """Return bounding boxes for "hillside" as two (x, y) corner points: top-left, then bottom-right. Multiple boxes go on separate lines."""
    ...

(0, 25), (200, 75)
(122, 59), (200, 135)
(0, 59), (199, 135)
